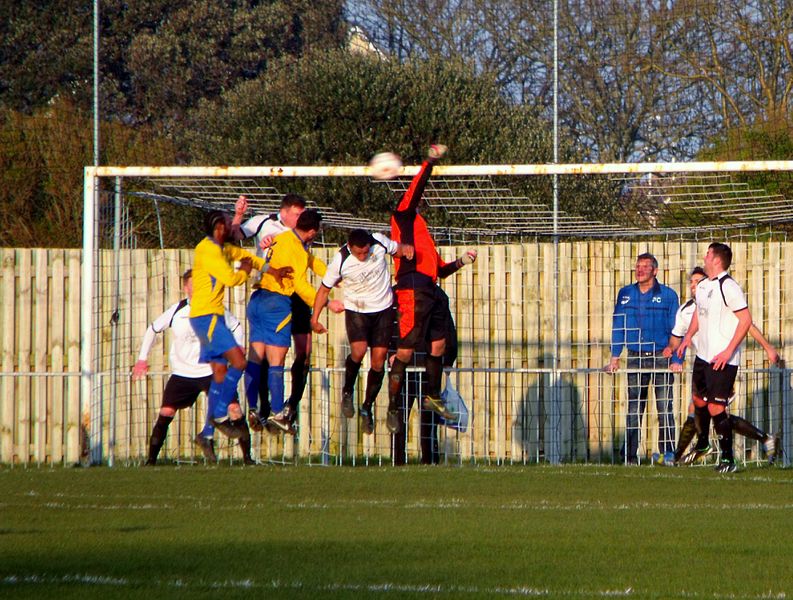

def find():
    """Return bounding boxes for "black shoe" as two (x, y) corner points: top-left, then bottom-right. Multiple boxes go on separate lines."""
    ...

(248, 410), (264, 433)
(194, 435), (217, 463)
(422, 395), (456, 420)
(341, 391), (355, 418)
(266, 409), (292, 433)
(715, 460), (738, 473)
(243, 456), (256, 466)
(145, 458), (157, 466)
(211, 417), (244, 439)
(386, 409), (401, 434)
(359, 404), (375, 435)
(681, 444), (714, 465)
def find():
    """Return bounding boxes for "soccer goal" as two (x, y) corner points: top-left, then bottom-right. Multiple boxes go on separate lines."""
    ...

(78, 160), (793, 467)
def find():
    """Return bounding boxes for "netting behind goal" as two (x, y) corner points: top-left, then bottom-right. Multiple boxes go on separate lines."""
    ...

(78, 162), (793, 467)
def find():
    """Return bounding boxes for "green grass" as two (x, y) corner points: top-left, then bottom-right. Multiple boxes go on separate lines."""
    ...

(1, 464), (792, 599)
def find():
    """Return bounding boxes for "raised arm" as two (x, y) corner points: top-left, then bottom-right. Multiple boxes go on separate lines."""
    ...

(749, 323), (780, 365)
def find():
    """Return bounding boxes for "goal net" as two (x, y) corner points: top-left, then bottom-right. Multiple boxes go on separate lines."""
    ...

(81, 161), (793, 467)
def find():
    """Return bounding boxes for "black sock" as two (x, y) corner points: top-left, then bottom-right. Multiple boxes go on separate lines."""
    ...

(425, 354), (443, 398)
(388, 358), (408, 411)
(694, 405), (711, 450)
(729, 414), (766, 442)
(364, 368), (385, 408)
(343, 355), (362, 395)
(258, 357), (270, 417)
(148, 414), (173, 463)
(674, 416), (697, 461)
(713, 411), (733, 462)
(289, 360), (310, 409)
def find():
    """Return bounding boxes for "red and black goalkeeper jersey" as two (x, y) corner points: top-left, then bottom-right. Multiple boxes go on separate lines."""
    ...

(391, 159), (458, 289)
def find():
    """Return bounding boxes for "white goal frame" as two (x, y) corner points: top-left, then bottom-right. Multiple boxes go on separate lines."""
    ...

(82, 160), (793, 466)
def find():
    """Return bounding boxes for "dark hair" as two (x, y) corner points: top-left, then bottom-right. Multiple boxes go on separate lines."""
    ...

(204, 210), (227, 237)
(708, 242), (732, 270)
(690, 266), (706, 278)
(636, 252), (658, 269)
(347, 229), (374, 248)
(296, 208), (322, 232)
(182, 269), (192, 285)
(281, 193), (307, 210)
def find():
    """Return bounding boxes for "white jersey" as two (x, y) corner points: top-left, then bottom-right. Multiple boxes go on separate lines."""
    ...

(240, 213), (288, 260)
(671, 299), (698, 347)
(137, 299), (243, 378)
(321, 232), (398, 313)
(693, 271), (748, 366)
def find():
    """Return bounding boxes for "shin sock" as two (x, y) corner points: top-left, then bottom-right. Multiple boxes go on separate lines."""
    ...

(674, 415), (697, 461)
(388, 358), (408, 411)
(343, 355), (362, 395)
(148, 414), (173, 463)
(364, 368), (386, 408)
(425, 354), (443, 398)
(713, 411), (733, 462)
(244, 361), (262, 412)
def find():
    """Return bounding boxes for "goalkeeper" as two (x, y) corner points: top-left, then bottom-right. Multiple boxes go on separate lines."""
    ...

(388, 143), (477, 433)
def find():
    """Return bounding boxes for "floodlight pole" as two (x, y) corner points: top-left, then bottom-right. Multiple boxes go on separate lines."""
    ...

(548, 0), (562, 464)
(79, 0), (101, 466)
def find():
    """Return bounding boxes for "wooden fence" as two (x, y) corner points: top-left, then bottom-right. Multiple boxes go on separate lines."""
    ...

(1, 242), (791, 465)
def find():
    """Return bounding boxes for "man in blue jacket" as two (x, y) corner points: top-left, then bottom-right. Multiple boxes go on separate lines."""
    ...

(604, 253), (679, 464)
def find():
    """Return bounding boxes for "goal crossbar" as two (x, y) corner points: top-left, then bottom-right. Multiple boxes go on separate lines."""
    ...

(86, 160), (793, 179)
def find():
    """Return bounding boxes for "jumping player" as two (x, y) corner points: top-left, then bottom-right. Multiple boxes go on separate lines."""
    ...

(310, 229), (414, 433)
(189, 210), (290, 444)
(250, 209), (342, 432)
(388, 143), (477, 433)
(232, 194), (326, 432)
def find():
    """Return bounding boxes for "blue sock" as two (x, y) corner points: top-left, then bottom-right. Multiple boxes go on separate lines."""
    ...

(268, 365), (285, 414)
(218, 367), (244, 418)
(244, 361), (262, 412)
(201, 381), (223, 435)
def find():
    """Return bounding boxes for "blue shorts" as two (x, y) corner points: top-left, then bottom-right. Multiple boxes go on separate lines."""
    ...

(248, 289), (292, 347)
(190, 314), (239, 363)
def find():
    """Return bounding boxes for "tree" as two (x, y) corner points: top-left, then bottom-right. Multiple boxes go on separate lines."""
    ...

(0, 0), (346, 127)
(0, 98), (178, 247)
(182, 50), (616, 231)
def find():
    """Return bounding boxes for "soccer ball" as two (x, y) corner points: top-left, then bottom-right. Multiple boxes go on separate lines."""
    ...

(368, 152), (402, 180)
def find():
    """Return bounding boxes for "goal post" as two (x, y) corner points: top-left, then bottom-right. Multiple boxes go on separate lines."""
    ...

(81, 161), (793, 467)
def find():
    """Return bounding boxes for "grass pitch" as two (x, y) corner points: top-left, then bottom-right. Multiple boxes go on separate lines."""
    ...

(1, 463), (792, 599)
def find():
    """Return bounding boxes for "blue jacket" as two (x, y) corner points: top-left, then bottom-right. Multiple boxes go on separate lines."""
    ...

(610, 280), (679, 358)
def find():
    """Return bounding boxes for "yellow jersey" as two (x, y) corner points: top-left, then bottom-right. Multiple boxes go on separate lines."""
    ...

(190, 237), (265, 317)
(258, 229), (326, 306)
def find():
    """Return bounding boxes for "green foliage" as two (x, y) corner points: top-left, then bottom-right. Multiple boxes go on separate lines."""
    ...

(183, 51), (610, 229)
(0, 98), (177, 247)
(0, 0), (346, 125)
(697, 118), (793, 231)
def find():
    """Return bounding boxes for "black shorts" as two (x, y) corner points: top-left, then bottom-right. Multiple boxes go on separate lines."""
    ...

(394, 285), (450, 350)
(162, 374), (212, 410)
(345, 307), (395, 348)
(692, 356), (738, 404)
(290, 293), (312, 335)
